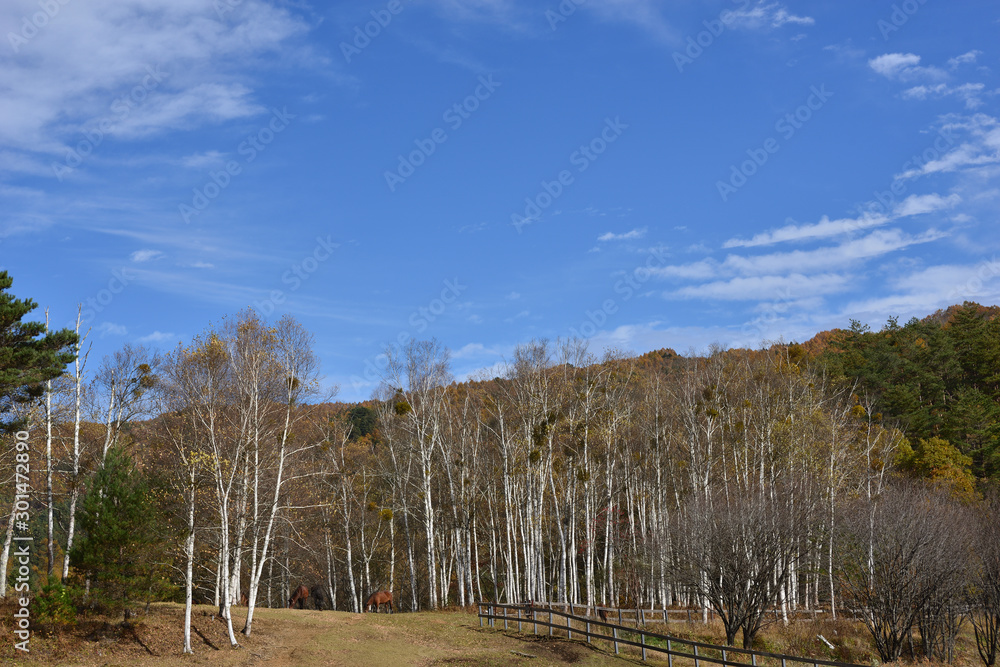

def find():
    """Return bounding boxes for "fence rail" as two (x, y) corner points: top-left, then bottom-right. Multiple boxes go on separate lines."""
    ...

(522, 601), (857, 624)
(477, 602), (866, 667)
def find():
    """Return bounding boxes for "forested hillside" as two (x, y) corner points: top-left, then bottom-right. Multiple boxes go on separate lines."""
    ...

(2, 274), (999, 662)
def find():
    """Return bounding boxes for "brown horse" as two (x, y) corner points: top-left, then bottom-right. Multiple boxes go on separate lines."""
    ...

(597, 608), (608, 622)
(239, 593), (248, 606)
(288, 584), (309, 609)
(364, 590), (394, 613)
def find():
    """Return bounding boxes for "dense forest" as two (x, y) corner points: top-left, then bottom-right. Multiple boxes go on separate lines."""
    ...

(2, 269), (1000, 662)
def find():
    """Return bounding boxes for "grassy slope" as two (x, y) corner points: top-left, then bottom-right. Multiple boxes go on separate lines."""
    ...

(1, 602), (643, 666)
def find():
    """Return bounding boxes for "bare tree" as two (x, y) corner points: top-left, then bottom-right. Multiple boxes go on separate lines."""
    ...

(671, 478), (816, 648)
(839, 480), (967, 662)
(970, 497), (1000, 667)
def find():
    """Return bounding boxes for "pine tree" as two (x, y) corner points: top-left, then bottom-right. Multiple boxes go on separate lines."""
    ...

(70, 447), (172, 620)
(0, 270), (78, 432)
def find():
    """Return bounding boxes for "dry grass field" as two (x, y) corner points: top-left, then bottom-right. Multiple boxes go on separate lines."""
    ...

(0, 600), (988, 667)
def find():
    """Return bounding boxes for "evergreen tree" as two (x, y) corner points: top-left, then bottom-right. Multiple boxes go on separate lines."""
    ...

(70, 447), (171, 620)
(0, 270), (78, 432)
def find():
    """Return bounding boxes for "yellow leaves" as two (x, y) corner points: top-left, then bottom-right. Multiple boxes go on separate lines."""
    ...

(899, 437), (978, 502)
(850, 404), (867, 419)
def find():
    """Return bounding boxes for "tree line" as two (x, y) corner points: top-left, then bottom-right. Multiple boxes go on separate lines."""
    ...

(1, 270), (999, 663)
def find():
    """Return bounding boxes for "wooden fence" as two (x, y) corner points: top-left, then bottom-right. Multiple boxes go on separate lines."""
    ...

(477, 602), (866, 667)
(520, 602), (851, 625)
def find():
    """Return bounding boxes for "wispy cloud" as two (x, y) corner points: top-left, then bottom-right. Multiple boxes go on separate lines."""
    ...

(598, 227), (646, 242)
(0, 0), (313, 171)
(897, 114), (1000, 179)
(668, 273), (848, 301)
(96, 322), (128, 337)
(728, 1), (815, 30)
(948, 50), (982, 69)
(130, 249), (164, 263)
(137, 331), (178, 344)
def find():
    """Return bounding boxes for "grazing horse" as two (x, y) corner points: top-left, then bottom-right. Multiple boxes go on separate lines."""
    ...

(364, 590), (394, 613)
(310, 584), (326, 610)
(288, 584), (310, 609)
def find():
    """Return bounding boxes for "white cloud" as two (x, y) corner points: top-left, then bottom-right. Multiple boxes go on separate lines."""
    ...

(721, 229), (945, 276)
(651, 259), (718, 281)
(869, 52), (946, 82)
(137, 331), (177, 343)
(948, 50), (982, 68)
(96, 322), (128, 337)
(723, 213), (889, 247)
(903, 82), (987, 109)
(506, 291), (521, 300)
(0, 0), (312, 170)
(597, 227), (646, 242)
(668, 273), (848, 301)
(892, 193), (961, 217)
(130, 249), (164, 263)
(180, 150), (227, 169)
(727, 1), (814, 30)
(897, 114), (1000, 179)
(844, 262), (1000, 319)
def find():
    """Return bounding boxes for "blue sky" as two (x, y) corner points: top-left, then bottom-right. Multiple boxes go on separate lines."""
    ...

(2, 0), (999, 401)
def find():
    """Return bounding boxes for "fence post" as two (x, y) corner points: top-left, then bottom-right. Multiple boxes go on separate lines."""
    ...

(518, 606), (522, 633)
(695, 643), (700, 667)
(568, 612), (572, 640)
(640, 608), (646, 627)
(752, 653), (756, 666)
(641, 631), (647, 661)
(479, 605), (483, 628)
(688, 609), (692, 623)
(667, 639), (673, 667)
(504, 605), (508, 631)
(723, 649), (727, 665)
(613, 626), (620, 655)
(586, 619), (591, 643)
(549, 610), (553, 637)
